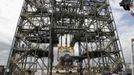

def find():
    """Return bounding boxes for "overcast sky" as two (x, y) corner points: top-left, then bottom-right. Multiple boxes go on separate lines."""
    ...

(0, 0), (134, 65)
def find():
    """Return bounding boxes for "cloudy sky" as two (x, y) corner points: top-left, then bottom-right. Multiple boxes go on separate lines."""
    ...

(0, 0), (134, 65)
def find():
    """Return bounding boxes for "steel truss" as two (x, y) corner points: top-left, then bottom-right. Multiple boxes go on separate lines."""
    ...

(6, 0), (125, 75)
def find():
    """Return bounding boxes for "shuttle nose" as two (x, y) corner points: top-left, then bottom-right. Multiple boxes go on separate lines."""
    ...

(61, 54), (73, 62)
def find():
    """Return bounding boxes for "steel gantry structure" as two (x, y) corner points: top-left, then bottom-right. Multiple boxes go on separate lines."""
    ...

(131, 39), (134, 75)
(5, 0), (125, 75)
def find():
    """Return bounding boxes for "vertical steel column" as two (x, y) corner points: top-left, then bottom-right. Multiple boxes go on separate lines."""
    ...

(131, 39), (134, 75)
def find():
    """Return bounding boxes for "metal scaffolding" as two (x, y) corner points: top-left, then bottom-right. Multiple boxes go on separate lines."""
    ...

(5, 0), (125, 75)
(132, 39), (134, 75)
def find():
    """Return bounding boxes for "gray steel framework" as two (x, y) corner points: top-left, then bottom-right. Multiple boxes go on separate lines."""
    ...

(131, 39), (134, 75)
(5, 0), (125, 75)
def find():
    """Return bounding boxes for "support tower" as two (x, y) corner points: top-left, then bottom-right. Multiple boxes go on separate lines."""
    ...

(6, 0), (125, 75)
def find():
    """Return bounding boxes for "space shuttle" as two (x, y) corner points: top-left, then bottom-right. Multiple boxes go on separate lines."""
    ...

(55, 46), (86, 73)
(56, 47), (74, 68)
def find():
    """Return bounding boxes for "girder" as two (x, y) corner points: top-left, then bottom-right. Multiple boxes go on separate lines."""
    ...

(5, 0), (125, 75)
